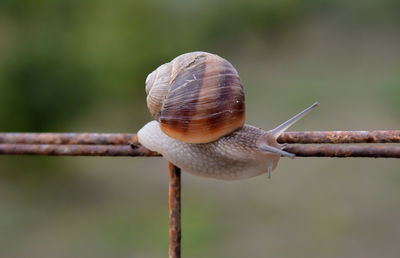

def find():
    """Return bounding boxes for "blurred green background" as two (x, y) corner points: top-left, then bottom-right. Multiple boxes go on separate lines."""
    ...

(1, 0), (400, 257)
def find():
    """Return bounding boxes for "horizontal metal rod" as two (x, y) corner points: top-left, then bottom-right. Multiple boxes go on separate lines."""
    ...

(0, 133), (138, 145)
(1, 143), (399, 158)
(278, 130), (400, 144)
(0, 144), (159, 157)
(283, 145), (400, 158)
(1, 130), (399, 145)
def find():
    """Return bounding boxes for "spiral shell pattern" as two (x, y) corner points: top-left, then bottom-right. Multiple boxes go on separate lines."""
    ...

(145, 52), (245, 143)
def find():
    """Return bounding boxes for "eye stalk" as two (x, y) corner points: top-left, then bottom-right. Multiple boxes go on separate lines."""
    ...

(268, 102), (319, 139)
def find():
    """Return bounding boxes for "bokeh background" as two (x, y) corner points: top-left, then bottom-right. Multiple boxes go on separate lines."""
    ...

(1, 0), (400, 257)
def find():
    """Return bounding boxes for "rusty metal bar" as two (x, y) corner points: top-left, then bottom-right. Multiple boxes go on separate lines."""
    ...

(283, 145), (400, 158)
(0, 133), (138, 145)
(169, 163), (181, 258)
(0, 144), (159, 157)
(1, 130), (400, 145)
(1, 143), (399, 158)
(278, 130), (400, 144)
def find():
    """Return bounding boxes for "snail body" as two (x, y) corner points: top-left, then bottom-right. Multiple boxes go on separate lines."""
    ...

(139, 121), (280, 180)
(138, 52), (318, 180)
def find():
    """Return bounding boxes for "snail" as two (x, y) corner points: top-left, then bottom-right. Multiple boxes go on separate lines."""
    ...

(137, 51), (318, 180)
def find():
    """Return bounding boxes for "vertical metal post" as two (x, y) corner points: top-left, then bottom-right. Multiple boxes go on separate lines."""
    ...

(169, 163), (181, 258)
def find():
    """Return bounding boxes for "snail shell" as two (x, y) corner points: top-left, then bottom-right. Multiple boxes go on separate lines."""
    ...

(145, 51), (245, 143)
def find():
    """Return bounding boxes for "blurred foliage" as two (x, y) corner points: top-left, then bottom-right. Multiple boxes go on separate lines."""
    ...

(0, 0), (400, 257)
(382, 76), (400, 116)
(1, 0), (399, 131)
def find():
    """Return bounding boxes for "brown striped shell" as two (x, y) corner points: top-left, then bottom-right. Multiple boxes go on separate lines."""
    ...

(145, 52), (245, 143)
